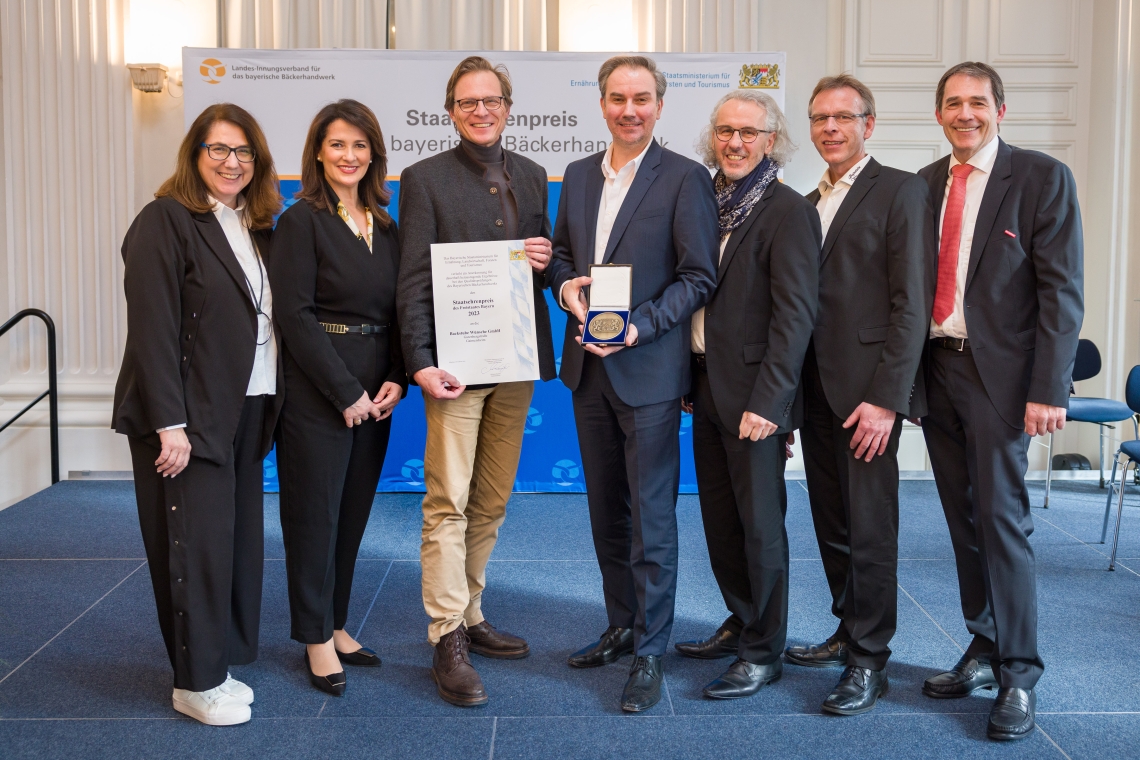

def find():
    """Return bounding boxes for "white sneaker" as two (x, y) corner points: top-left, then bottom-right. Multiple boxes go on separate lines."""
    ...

(172, 685), (252, 725)
(218, 673), (254, 706)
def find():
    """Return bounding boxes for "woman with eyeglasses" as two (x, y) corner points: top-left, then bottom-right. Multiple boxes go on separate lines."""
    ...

(268, 99), (406, 697)
(113, 103), (283, 726)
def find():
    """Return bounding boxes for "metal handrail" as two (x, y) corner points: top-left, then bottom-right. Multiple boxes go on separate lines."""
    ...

(0, 309), (59, 484)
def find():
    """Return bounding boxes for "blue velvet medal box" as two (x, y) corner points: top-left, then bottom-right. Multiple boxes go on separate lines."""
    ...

(582, 264), (632, 346)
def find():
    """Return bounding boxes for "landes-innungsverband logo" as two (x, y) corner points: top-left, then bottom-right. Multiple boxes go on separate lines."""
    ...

(201, 58), (226, 84)
(739, 63), (780, 89)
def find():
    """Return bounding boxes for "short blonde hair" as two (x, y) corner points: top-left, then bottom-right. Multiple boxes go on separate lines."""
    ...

(445, 56), (513, 111)
(808, 73), (876, 118)
(696, 91), (797, 168)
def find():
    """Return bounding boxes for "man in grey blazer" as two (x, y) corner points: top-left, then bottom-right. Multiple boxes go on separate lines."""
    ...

(546, 55), (719, 713)
(397, 56), (557, 708)
(791, 74), (931, 716)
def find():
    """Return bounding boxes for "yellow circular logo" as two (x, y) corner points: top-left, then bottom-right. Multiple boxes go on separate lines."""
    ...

(200, 58), (226, 84)
(588, 312), (625, 341)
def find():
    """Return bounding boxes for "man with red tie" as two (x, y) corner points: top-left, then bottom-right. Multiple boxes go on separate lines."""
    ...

(918, 62), (1083, 741)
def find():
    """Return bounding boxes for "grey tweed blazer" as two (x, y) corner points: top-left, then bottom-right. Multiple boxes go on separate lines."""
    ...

(396, 145), (557, 381)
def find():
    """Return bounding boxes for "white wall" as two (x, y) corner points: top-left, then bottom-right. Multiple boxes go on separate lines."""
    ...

(1, 0), (1133, 507)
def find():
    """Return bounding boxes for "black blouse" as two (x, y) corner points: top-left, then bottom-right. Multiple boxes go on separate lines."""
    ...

(269, 195), (407, 412)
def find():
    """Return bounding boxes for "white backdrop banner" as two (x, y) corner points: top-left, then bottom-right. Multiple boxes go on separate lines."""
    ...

(182, 49), (786, 179)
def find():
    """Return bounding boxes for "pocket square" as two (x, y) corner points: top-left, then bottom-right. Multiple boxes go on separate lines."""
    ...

(1003, 229), (1016, 238)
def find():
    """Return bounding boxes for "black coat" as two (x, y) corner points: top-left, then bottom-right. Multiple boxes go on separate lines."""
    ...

(112, 196), (283, 463)
(805, 158), (932, 419)
(702, 181), (821, 432)
(918, 139), (1084, 427)
(397, 145), (556, 381)
(268, 196), (407, 413)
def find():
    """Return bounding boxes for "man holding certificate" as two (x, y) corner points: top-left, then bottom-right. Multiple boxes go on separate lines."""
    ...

(547, 55), (719, 712)
(397, 56), (557, 708)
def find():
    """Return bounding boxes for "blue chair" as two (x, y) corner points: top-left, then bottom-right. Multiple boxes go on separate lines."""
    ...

(1043, 339), (1136, 507)
(1102, 365), (1140, 570)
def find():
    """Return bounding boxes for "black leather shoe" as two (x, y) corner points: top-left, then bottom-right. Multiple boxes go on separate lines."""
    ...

(304, 651), (347, 697)
(336, 646), (382, 668)
(821, 665), (888, 715)
(785, 634), (848, 668)
(987, 688), (1036, 741)
(702, 658), (782, 699)
(675, 626), (740, 660)
(568, 626), (634, 668)
(922, 653), (997, 699)
(621, 655), (663, 712)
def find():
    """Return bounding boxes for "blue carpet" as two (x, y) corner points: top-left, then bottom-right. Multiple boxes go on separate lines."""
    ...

(2, 480), (1139, 758)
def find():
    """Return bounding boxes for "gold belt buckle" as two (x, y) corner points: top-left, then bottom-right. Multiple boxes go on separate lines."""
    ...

(322, 322), (348, 335)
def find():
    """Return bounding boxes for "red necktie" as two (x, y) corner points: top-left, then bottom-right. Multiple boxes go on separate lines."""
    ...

(933, 163), (975, 325)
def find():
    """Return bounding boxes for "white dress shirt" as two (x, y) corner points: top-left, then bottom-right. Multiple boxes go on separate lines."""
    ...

(815, 154), (872, 239)
(690, 236), (730, 354)
(559, 140), (653, 310)
(212, 197), (277, 396)
(929, 135), (1000, 339)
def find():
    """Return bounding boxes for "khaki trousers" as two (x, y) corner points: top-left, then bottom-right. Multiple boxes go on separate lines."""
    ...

(420, 381), (533, 644)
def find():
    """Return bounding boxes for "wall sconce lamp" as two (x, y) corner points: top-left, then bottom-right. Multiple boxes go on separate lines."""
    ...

(125, 0), (193, 94)
(127, 63), (169, 93)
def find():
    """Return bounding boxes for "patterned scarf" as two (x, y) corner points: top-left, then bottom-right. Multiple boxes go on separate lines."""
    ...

(336, 200), (373, 252)
(715, 156), (779, 238)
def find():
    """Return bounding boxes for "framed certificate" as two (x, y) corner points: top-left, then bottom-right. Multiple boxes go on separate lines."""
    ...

(431, 240), (540, 385)
(582, 264), (632, 346)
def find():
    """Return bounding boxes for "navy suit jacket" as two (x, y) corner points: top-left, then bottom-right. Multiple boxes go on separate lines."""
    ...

(918, 139), (1084, 427)
(547, 140), (719, 407)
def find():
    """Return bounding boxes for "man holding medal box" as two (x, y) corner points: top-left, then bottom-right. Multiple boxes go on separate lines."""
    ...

(547, 54), (719, 713)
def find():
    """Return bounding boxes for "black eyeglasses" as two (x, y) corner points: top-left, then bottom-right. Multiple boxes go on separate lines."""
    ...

(808, 113), (869, 127)
(714, 126), (771, 143)
(201, 143), (256, 163)
(455, 97), (505, 112)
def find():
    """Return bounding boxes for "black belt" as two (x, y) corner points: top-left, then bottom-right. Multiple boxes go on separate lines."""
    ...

(320, 322), (389, 335)
(693, 352), (707, 372)
(930, 336), (970, 351)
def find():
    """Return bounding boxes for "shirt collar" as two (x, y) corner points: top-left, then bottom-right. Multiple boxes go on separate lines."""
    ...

(601, 140), (652, 182)
(818, 154), (872, 196)
(948, 134), (1000, 176)
(208, 195), (246, 219)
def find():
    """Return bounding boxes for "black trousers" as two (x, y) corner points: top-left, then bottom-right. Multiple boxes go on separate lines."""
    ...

(922, 344), (1043, 689)
(800, 346), (902, 670)
(129, 394), (267, 692)
(691, 368), (790, 665)
(573, 353), (681, 657)
(277, 355), (392, 645)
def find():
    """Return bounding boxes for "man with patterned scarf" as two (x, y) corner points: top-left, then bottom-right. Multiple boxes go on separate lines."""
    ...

(674, 90), (821, 699)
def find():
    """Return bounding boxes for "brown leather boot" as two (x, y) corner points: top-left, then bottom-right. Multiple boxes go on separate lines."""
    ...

(467, 620), (530, 659)
(431, 625), (488, 707)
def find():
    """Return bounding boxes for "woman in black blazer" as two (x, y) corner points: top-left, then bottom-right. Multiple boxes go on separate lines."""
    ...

(269, 99), (406, 696)
(113, 103), (283, 725)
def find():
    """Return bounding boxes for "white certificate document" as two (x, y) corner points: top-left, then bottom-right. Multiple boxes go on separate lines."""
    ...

(431, 239), (540, 385)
